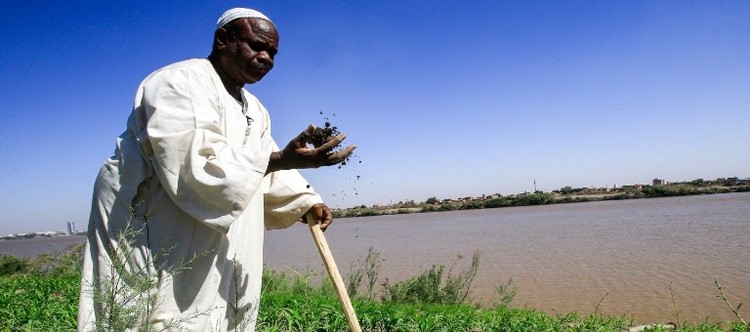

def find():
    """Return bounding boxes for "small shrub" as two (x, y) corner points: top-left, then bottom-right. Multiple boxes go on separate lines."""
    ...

(381, 251), (481, 305)
(438, 203), (459, 211)
(493, 277), (517, 308)
(421, 204), (439, 212)
(0, 254), (28, 276)
(345, 247), (383, 300)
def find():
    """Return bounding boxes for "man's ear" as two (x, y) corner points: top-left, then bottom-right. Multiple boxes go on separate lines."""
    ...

(214, 28), (231, 50)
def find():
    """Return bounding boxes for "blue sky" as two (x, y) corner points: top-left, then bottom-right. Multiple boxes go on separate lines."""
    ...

(1, 1), (748, 234)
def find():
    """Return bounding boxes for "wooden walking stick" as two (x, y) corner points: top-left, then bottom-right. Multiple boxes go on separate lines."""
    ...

(306, 214), (362, 332)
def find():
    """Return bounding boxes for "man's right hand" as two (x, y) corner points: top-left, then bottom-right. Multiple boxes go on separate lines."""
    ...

(266, 125), (356, 174)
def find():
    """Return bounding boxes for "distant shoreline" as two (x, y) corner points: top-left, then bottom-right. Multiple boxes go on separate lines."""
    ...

(333, 177), (750, 218)
(4, 178), (747, 242)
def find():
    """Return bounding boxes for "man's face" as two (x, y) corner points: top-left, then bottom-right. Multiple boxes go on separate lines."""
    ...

(220, 18), (279, 84)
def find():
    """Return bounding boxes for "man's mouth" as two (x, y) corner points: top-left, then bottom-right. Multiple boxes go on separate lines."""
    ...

(251, 65), (270, 76)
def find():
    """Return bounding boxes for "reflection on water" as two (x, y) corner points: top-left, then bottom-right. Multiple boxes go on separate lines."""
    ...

(265, 192), (750, 323)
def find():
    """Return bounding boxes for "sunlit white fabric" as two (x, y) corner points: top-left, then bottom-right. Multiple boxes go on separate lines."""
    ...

(78, 58), (321, 331)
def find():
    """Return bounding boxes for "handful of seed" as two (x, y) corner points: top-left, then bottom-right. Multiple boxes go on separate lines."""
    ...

(309, 121), (354, 167)
(309, 121), (341, 148)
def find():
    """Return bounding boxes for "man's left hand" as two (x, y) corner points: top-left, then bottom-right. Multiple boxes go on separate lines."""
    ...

(299, 203), (333, 231)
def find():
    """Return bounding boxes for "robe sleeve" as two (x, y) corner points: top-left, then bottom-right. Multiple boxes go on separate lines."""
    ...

(141, 66), (269, 233)
(263, 141), (324, 230)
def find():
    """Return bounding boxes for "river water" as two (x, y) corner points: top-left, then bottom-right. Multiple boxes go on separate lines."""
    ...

(3, 193), (748, 323)
(265, 192), (750, 324)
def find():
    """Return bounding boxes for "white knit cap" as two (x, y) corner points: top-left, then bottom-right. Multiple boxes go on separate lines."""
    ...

(216, 8), (274, 30)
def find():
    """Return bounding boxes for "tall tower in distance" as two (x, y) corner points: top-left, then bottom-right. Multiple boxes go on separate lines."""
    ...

(66, 221), (77, 235)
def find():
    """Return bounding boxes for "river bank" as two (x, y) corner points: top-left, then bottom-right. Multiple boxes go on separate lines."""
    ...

(332, 178), (750, 218)
(2, 263), (749, 331)
(2, 191), (748, 325)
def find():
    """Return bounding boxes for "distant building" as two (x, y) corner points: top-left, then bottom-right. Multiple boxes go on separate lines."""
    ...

(66, 221), (77, 235)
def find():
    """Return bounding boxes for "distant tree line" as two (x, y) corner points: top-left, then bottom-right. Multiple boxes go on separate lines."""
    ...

(332, 177), (750, 219)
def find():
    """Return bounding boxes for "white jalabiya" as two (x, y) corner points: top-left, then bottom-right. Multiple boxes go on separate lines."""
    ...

(78, 58), (322, 331)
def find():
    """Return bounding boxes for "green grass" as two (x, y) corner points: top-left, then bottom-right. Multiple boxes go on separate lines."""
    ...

(0, 274), (80, 331)
(2, 272), (748, 332)
(1, 246), (748, 332)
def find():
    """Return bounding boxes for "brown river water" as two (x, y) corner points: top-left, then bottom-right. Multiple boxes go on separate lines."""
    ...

(265, 192), (750, 324)
(3, 192), (747, 324)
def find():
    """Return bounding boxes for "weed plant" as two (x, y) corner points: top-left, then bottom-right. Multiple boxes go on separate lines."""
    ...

(380, 252), (481, 305)
(81, 222), (211, 331)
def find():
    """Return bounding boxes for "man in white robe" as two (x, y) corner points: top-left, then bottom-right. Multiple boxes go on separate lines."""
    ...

(78, 8), (355, 331)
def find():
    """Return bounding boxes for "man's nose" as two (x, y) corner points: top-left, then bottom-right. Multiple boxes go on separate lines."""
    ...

(257, 51), (274, 66)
